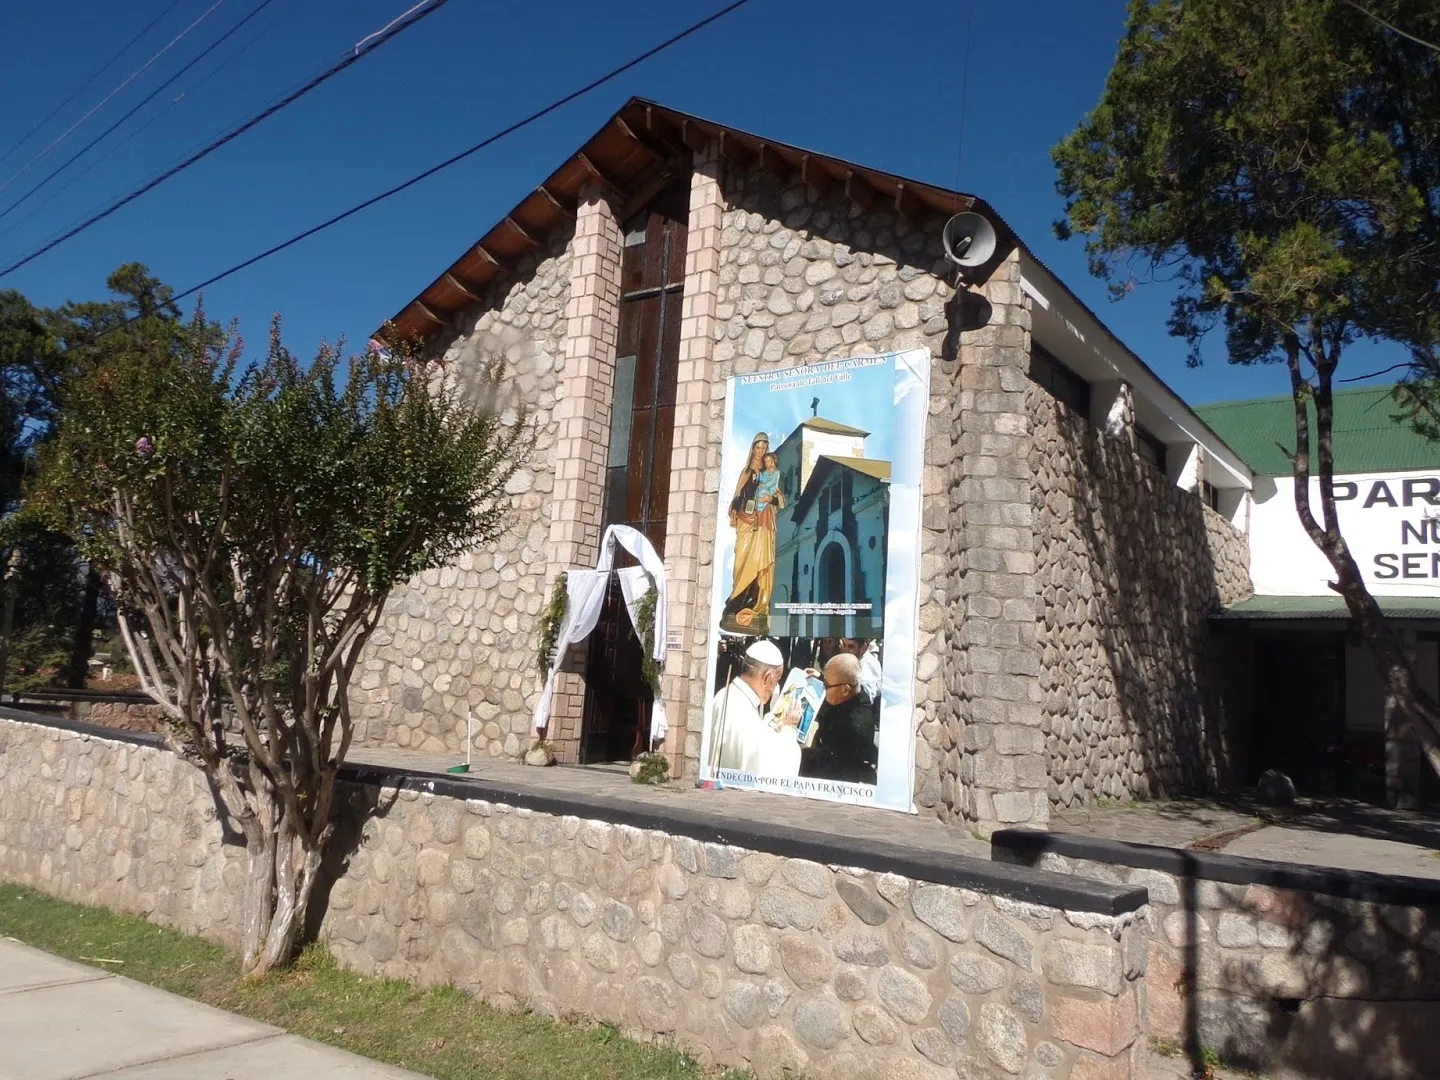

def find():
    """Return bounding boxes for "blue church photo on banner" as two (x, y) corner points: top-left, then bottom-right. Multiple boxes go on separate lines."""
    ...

(698, 349), (929, 812)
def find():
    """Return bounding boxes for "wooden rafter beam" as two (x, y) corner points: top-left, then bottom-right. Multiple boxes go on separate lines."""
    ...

(621, 167), (677, 223)
(612, 114), (641, 145)
(680, 118), (712, 153)
(800, 154), (831, 198)
(473, 243), (499, 268)
(443, 273), (481, 302)
(718, 131), (755, 168)
(414, 301), (446, 327)
(611, 115), (665, 164)
(642, 104), (689, 156)
(576, 151), (622, 196)
(844, 170), (875, 212)
(537, 184), (575, 219)
(893, 181), (923, 222)
(504, 215), (540, 249)
(758, 143), (791, 182)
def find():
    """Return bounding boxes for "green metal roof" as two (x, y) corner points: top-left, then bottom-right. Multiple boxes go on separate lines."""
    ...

(1193, 386), (1440, 476)
(1215, 594), (1440, 621)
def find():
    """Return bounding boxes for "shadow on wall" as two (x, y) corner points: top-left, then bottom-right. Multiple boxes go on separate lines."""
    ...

(994, 831), (1440, 1080)
(303, 777), (403, 947)
(1166, 856), (1440, 1080)
(1030, 392), (1250, 806)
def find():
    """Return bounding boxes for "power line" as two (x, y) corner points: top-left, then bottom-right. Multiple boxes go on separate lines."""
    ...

(167, 0), (757, 305)
(0, 0), (453, 281)
(953, 0), (974, 191)
(1343, 0), (1440, 54)
(0, 0), (190, 170)
(0, 0), (316, 247)
(0, 0), (283, 225)
(0, 0), (229, 198)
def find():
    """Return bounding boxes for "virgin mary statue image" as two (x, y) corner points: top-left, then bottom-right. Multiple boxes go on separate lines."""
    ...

(720, 432), (785, 635)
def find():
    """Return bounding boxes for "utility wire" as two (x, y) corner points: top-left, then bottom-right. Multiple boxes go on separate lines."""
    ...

(1343, 0), (1440, 54)
(0, 0), (229, 198)
(0, 0), (282, 225)
(0, 0), (315, 247)
(0, 0), (190, 170)
(0, 0), (453, 281)
(166, 0), (757, 305)
(953, 0), (974, 192)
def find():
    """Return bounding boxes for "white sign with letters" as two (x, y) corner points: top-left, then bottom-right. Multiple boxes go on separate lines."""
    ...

(1250, 469), (1440, 596)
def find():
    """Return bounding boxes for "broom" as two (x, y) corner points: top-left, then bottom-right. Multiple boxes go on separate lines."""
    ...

(447, 707), (473, 774)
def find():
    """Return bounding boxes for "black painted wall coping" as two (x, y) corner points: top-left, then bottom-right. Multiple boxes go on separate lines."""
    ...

(0, 707), (1148, 916)
(992, 828), (1440, 911)
(1, 705), (165, 749)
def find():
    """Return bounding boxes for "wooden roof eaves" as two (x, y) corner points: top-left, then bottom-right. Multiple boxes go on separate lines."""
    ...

(379, 98), (994, 345)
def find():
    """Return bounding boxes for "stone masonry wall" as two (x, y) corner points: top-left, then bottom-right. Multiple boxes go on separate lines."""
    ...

(351, 227), (575, 758)
(1029, 387), (1252, 806)
(1, 715), (1150, 1079)
(682, 167), (961, 814)
(949, 256), (1048, 833)
(1009, 845), (1440, 1080)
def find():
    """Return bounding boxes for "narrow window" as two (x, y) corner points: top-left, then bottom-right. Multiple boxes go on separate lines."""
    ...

(1135, 426), (1167, 474)
(1028, 344), (1091, 416)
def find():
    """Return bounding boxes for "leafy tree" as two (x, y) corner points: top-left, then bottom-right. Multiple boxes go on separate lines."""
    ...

(32, 284), (529, 974)
(0, 267), (178, 691)
(0, 290), (60, 515)
(1053, 1), (1440, 774)
(0, 527), (88, 691)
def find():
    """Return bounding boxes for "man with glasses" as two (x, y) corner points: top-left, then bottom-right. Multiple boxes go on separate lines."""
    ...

(799, 652), (878, 785)
(707, 639), (800, 779)
(839, 638), (882, 704)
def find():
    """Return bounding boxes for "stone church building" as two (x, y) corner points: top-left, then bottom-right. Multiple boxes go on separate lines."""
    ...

(772, 416), (890, 642)
(355, 99), (1254, 833)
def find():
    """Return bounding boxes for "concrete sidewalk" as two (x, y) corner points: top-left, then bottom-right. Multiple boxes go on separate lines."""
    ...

(0, 938), (426, 1080)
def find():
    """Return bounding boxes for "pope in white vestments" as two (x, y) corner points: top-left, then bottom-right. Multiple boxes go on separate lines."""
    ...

(707, 639), (801, 779)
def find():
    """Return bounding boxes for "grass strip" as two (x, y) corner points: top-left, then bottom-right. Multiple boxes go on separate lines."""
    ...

(0, 883), (745, 1080)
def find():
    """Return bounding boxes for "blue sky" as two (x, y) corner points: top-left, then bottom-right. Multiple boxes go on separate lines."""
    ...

(0, 0), (1404, 404)
(730, 359), (897, 475)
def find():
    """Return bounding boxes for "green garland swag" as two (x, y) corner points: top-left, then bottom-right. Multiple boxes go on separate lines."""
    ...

(631, 752), (670, 785)
(536, 573), (568, 682)
(635, 570), (662, 699)
(535, 568), (660, 702)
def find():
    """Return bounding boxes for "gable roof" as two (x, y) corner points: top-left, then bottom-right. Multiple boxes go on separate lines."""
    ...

(799, 417), (870, 438)
(377, 98), (987, 345)
(791, 454), (891, 519)
(371, 99), (1251, 486)
(829, 456), (892, 482)
(1193, 386), (1440, 476)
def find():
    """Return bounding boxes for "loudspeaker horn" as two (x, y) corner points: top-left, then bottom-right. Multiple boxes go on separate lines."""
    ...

(941, 211), (997, 271)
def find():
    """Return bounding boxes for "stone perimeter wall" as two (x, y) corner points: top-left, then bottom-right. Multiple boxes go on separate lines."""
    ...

(0, 716), (1148, 1080)
(1028, 389), (1252, 807)
(350, 227), (576, 758)
(1010, 845), (1440, 1080)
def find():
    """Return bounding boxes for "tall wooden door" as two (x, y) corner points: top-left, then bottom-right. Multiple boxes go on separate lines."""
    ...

(580, 181), (689, 763)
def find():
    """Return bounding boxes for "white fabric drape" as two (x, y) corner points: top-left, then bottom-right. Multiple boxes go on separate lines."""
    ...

(531, 525), (669, 746)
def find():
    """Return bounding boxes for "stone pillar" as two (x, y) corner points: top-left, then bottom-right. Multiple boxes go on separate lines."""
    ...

(544, 183), (623, 761)
(662, 144), (724, 778)
(953, 248), (1048, 835)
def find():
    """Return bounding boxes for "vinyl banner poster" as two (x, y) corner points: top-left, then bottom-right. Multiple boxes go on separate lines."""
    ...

(697, 349), (929, 812)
